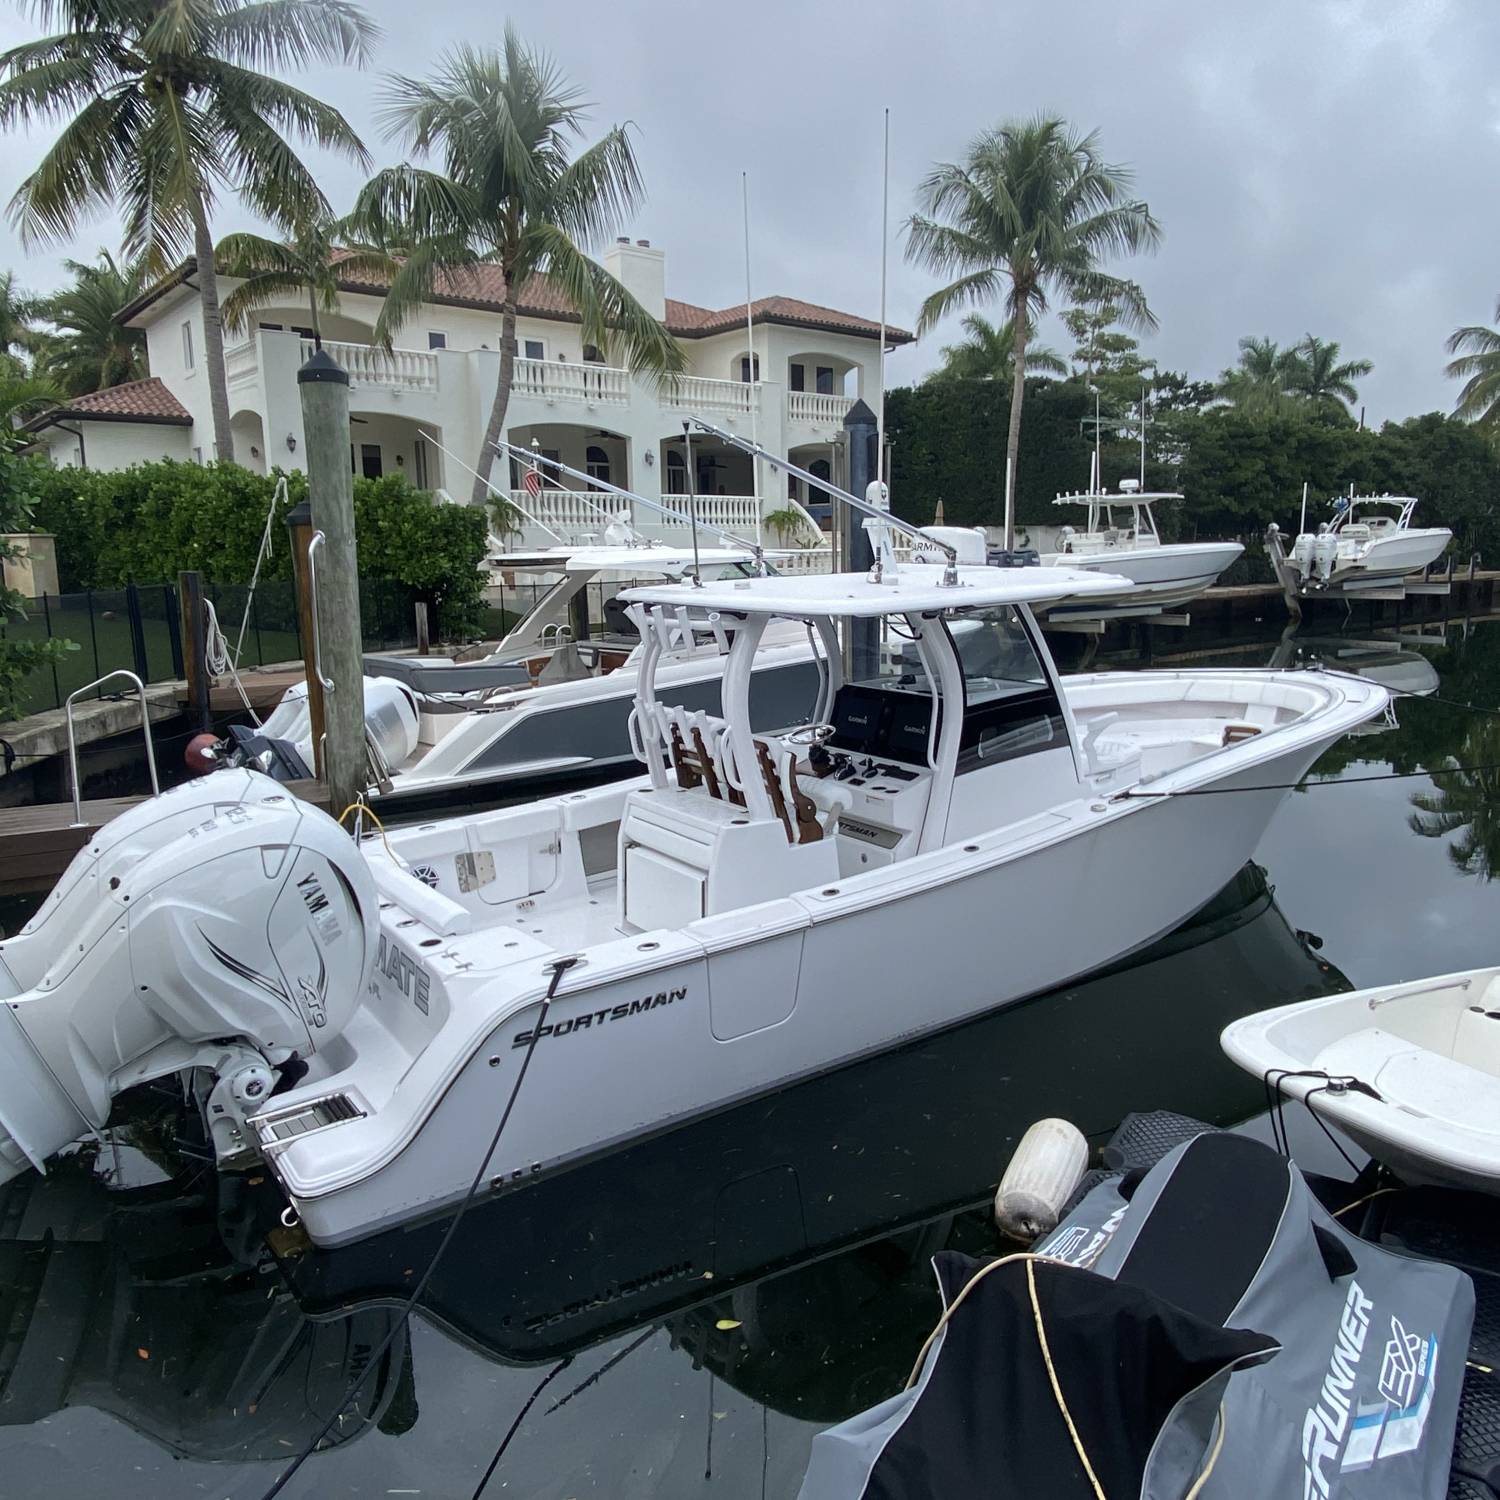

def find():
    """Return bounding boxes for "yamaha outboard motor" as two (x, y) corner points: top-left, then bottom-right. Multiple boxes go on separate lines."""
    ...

(0, 770), (376, 1184)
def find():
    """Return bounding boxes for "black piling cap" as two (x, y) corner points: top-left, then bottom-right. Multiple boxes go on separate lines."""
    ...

(297, 347), (349, 385)
(843, 397), (877, 431)
(286, 498), (312, 528)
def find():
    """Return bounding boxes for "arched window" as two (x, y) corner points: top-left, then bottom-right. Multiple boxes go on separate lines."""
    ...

(738, 353), (761, 384)
(665, 449), (687, 495)
(582, 344), (605, 364)
(586, 444), (610, 488)
(809, 457), (831, 506)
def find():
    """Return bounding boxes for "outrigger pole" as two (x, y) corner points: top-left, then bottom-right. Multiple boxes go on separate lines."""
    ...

(489, 439), (769, 573)
(685, 415), (961, 585)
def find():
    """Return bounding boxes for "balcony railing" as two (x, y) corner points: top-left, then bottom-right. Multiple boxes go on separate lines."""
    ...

(663, 374), (757, 415)
(507, 488), (622, 541)
(787, 390), (855, 425)
(513, 357), (629, 406)
(505, 488), (767, 546)
(299, 338), (439, 393)
(225, 340), (260, 387)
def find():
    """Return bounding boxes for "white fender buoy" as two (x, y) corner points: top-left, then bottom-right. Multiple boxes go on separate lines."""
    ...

(993, 1118), (1089, 1242)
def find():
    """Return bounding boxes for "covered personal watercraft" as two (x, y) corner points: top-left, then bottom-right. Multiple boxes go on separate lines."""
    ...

(801, 1133), (1473, 1499)
(1221, 970), (1500, 1194)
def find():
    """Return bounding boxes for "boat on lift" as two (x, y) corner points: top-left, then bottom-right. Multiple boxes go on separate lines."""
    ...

(1031, 478), (1244, 619)
(1277, 493), (1452, 593)
(0, 478), (1387, 1247)
(1222, 969), (1500, 1194)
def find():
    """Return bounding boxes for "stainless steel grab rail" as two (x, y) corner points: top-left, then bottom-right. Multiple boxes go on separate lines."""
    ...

(66, 670), (159, 826)
(306, 530), (335, 693)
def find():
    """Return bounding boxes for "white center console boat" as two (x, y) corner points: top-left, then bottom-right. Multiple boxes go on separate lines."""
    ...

(1278, 494), (1452, 592)
(0, 519), (1387, 1246)
(1034, 482), (1244, 619)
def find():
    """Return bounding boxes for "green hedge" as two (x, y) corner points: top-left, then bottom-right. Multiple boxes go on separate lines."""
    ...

(24, 459), (489, 636)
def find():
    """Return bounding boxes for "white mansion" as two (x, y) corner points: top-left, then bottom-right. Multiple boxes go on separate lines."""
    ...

(25, 238), (911, 548)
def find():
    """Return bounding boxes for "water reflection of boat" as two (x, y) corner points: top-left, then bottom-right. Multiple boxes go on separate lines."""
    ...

(0, 864), (1348, 1456)
(0, 1162), (413, 1458)
(1269, 627), (1441, 698)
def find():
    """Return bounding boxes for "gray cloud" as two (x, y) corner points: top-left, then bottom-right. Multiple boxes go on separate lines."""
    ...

(1, 0), (1495, 422)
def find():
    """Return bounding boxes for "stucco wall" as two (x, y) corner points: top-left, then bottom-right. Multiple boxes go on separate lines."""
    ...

(35, 419), (193, 469)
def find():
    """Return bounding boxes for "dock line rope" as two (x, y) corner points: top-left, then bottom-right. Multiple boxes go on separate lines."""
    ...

(256, 953), (581, 1500)
(468, 1354), (574, 1500)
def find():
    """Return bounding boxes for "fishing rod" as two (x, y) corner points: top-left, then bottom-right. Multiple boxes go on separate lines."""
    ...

(490, 439), (769, 575)
(685, 415), (960, 584)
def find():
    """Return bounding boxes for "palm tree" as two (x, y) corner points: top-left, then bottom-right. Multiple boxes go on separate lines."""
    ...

(35, 249), (147, 395)
(1446, 299), (1500, 430)
(217, 212), (398, 350)
(0, 270), (42, 369)
(906, 114), (1161, 549)
(933, 313), (1066, 383)
(1409, 723), (1500, 881)
(352, 29), (685, 504)
(0, 0), (377, 464)
(1288, 334), (1371, 417)
(0, 371), (61, 437)
(1216, 335), (1302, 418)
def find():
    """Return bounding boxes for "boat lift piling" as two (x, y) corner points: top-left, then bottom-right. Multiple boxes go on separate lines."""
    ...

(297, 349), (367, 821)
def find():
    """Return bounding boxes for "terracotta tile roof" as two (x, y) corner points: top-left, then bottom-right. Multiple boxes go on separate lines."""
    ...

(121, 255), (911, 345)
(666, 296), (913, 344)
(26, 376), (192, 429)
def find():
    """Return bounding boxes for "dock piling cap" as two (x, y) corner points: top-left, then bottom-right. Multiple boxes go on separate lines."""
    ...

(297, 348), (349, 385)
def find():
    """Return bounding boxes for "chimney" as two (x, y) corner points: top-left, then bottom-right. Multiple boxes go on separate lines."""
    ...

(602, 238), (666, 319)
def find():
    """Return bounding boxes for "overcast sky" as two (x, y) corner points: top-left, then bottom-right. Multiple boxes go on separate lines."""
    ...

(1, 0), (1496, 423)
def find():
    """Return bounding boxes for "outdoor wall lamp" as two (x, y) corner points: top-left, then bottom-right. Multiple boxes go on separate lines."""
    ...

(643, 450), (655, 467)
(285, 433), (297, 453)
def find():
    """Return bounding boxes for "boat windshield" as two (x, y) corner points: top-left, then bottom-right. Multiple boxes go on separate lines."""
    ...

(945, 606), (1048, 704)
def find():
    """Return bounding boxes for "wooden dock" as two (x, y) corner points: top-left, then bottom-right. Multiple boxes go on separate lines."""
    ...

(175, 666), (305, 714)
(0, 780), (330, 903)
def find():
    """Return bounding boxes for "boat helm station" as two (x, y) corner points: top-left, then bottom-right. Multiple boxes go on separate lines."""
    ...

(621, 562), (1095, 920)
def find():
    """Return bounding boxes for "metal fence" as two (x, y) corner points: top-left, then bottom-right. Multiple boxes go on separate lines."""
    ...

(5, 577), (432, 719)
(9, 570), (760, 719)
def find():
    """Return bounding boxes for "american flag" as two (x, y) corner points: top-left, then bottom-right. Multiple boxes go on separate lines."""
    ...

(523, 464), (542, 497)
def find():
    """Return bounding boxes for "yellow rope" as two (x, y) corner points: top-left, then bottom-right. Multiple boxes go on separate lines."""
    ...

(1184, 1402), (1228, 1500)
(902, 1247), (1233, 1500)
(1026, 1257), (1108, 1500)
(337, 798), (400, 867)
(1334, 1185), (1401, 1219)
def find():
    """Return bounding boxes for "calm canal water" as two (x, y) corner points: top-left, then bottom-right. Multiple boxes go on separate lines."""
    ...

(3, 611), (1499, 1499)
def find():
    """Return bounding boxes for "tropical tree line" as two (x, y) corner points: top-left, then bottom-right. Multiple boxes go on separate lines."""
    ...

(1, 4), (1496, 529)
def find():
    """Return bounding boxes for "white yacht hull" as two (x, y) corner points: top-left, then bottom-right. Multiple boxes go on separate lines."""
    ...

(270, 673), (1380, 1247)
(1222, 971), (1500, 1194)
(1036, 542), (1244, 616)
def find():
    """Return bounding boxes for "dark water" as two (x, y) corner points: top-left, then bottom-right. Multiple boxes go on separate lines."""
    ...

(3, 614), (1499, 1499)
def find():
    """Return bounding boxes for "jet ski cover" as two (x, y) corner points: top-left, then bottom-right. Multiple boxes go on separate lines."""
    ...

(799, 1133), (1473, 1499)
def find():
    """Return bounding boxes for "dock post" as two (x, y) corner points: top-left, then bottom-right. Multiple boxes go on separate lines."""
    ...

(286, 497), (326, 776)
(843, 399), (879, 679)
(414, 600), (431, 655)
(297, 349), (366, 818)
(178, 570), (210, 732)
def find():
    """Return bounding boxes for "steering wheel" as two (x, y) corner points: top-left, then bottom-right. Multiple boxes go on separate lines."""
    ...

(786, 722), (836, 747)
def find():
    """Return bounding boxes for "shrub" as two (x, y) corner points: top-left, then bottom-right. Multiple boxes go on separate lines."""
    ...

(26, 458), (488, 636)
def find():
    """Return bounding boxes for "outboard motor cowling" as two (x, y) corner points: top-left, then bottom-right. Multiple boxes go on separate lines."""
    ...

(0, 770), (377, 1184)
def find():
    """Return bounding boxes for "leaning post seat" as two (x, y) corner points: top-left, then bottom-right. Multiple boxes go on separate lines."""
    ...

(619, 707), (838, 933)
